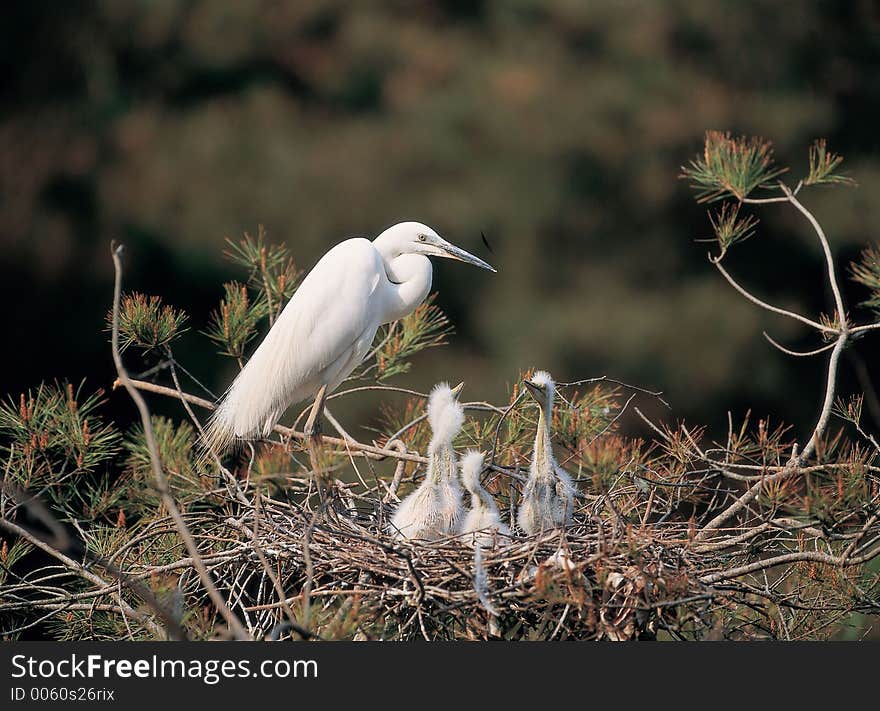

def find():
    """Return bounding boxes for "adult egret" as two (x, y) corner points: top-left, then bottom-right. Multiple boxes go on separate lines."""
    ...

(459, 450), (510, 547)
(390, 383), (464, 540)
(206, 222), (494, 451)
(516, 371), (576, 535)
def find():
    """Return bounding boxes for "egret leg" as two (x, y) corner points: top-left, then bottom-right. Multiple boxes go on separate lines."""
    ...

(304, 384), (328, 442)
(304, 386), (329, 511)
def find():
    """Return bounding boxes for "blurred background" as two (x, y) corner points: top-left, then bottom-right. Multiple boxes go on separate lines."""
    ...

(2, 0), (880, 440)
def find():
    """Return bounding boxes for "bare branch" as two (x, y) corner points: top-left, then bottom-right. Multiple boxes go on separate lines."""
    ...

(109, 243), (249, 640)
(711, 258), (834, 333)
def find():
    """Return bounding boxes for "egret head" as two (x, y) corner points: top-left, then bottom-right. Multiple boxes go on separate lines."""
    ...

(523, 370), (555, 411)
(375, 222), (496, 272)
(426, 381), (465, 450)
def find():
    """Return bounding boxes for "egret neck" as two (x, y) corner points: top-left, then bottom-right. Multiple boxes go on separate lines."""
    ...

(471, 478), (495, 510)
(428, 441), (455, 485)
(533, 394), (555, 482)
(375, 247), (432, 324)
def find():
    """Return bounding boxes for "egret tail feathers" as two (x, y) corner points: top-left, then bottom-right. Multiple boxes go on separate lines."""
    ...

(202, 342), (308, 456)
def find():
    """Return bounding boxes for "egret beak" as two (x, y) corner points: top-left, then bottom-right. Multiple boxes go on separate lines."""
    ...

(522, 379), (545, 401)
(437, 241), (496, 272)
(451, 382), (465, 397)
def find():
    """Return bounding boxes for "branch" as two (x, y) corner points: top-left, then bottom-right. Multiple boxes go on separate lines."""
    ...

(780, 183), (847, 328)
(762, 332), (836, 358)
(699, 543), (880, 584)
(740, 180), (802, 204)
(109, 243), (250, 640)
(696, 301), (849, 540)
(695, 181), (860, 540)
(0, 516), (165, 637)
(711, 258), (834, 333)
(115, 377), (430, 465)
(0, 481), (187, 639)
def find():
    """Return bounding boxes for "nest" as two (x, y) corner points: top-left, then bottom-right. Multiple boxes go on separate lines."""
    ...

(5, 447), (878, 641)
(146, 488), (725, 641)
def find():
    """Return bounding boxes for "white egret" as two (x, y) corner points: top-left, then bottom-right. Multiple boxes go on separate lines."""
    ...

(516, 371), (576, 535)
(390, 383), (464, 541)
(206, 222), (494, 451)
(459, 450), (510, 547)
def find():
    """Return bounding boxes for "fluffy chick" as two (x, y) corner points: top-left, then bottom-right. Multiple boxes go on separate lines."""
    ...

(390, 383), (464, 540)
(458, 450), (511, 547)
(517, 370), (576, 535)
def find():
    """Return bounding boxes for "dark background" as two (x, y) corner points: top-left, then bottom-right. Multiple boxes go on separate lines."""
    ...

(2, 0), (879, 441)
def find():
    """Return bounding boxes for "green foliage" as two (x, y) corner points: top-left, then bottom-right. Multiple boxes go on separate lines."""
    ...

(802, 445), (873, 520)
(449, 377), (534, 470)
(110, 293), (188, 353)
(132, 531), (187, 569)
(551, 385), (613, 444)
(681, 130), (788, 203)
(123, 416), (212, 511)
(205, 228), (302, 360)
(356, 294), (452, 381)
(82, 525), (129, 560)
(850, 246), (880, 315)
(707, 202), (759, 258)
(804, 139), (856, 187)
(44, 608), (139, 641)
(204, 281), (263, 360)
(832, 394), (864, 426)
(224, 226), (301, 322)
(687, 135), (856, 263)
(0, 539), (33, 587)
(0, 381), (121, 492)
(74, 470), (131, 522)
(377, 397), (431, 446)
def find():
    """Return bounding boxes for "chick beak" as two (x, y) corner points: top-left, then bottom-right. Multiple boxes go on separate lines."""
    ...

(522, 379), (545, 401)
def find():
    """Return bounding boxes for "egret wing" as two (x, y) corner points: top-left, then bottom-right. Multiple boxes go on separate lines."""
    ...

(208, 238), (384, 446)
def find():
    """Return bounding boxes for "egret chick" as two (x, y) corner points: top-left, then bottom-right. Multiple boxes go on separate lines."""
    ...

(390, 383), (465, 541)
(459, 450), (510, 547)
(516, 371), (575, 535)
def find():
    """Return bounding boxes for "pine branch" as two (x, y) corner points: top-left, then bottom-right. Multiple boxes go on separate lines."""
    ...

(109, 243), (250, 641)
(359, 294), (453, 381)
(850, 245), (880, 316)
(680, 130), (788, 203)
(706, 202), (759, 258)
(203, 281), (262, 361)
(804, 139), (856, 187)
(107, 292), (188, 353)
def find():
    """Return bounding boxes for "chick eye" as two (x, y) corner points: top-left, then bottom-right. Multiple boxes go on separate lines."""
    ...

(418, 234), (427, 242)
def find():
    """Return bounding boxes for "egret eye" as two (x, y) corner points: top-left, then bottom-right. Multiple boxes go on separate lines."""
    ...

(418, 234), (427, 242)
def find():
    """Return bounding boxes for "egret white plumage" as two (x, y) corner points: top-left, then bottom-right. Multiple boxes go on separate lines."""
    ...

(516, 371), (576, 534)
(206, 222), (494, 451)
(390, 383), (464, 540)
(458, 450), (510, 547)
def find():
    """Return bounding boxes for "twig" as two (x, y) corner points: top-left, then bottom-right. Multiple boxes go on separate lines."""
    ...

(0, 516), (165, 637)
(109, 243), (249, 640)
(699, 545), (880, 584)
(780, 183), (847, 326)
(711, 258), (833, 333)
(0, 482), (186, 640)
(762, 332), (836, 358)
(115, 378), (430, 465)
